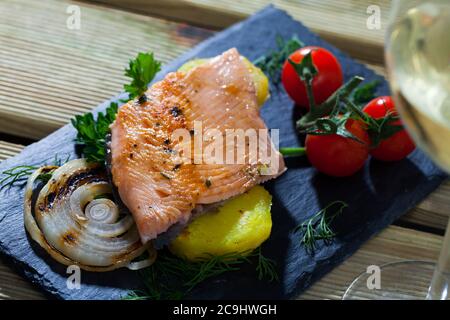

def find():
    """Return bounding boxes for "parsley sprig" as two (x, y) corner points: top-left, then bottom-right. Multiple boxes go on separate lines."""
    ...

(71, 102), (118, 163)
(125, 248), (278, 300)
(71, 52), (161, 164)
(295, 201), (348, 252)
(124, 52), (162, 100)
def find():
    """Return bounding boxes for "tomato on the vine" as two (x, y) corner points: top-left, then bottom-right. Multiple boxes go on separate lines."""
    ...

(305, 118), (370, 177)
(281, 46), (343, 109)
(362, 96), (415, 162)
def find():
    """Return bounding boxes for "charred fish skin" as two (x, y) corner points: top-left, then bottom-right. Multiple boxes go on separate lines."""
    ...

(110, 48), (286, 243)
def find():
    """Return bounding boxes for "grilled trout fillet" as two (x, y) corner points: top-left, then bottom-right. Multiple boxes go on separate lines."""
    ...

(110, 48), (286, 243)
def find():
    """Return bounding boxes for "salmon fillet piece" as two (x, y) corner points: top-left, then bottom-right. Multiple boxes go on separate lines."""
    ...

(110, 48), (286, 243)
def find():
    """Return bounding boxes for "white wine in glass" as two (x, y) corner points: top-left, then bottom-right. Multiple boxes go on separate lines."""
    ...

(343, 0), (450, 300)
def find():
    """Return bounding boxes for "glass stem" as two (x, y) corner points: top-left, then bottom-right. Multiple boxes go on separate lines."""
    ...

(427, 218), (450, 300)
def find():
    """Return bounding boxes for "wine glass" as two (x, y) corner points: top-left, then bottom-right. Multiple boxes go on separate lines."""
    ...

(343, 0), (450, 300)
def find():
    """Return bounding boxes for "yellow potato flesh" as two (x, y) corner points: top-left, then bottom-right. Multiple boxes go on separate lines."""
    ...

(178, 57), (269, 106)
(169, 186), (273, 261)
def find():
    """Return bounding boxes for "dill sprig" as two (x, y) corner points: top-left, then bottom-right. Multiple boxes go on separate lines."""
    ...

(295, 201), (348, 252)
(0, 154), (70, 189)
(253, 35), (303, 85)
(254, 247), (278, 282)
(126, 248), (278, 300)
(0, 165), (38, 190)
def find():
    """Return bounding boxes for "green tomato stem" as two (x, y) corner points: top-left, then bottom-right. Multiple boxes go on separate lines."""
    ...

(279, 147), (306, 157)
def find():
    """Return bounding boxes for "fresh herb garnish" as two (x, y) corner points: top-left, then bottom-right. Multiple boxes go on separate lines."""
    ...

(71, 102), (118, 164)
(36, 172), (54, 184)
(0, 154), (70, 189)
(71, 52), (162, 164)
(254, 35), (303, 85)
(125, 248), (278, 300)
(254, 247), (279, 282)
(124, 52), (162, 100)
(0, 165), (38, 190)
(295, 201), (348, 252)
(350, 80), (380, 106)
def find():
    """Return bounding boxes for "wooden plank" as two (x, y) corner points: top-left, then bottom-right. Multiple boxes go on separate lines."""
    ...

(0, 0), (391, 141)
(0, 0), (392, 141)
(89, 0), (390, 64)
(0, 256), (46, 300)
(0, 0), (212, 139)
(404, 182), (450, 231)
(300, 225), (443, 299)
(0, 141), (24, 161)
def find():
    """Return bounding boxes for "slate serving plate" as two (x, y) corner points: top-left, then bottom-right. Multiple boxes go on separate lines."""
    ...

(0, 6), (446, 300)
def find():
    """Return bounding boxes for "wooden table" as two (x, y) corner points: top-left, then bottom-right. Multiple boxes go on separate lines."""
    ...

(0, 0), (448, 300)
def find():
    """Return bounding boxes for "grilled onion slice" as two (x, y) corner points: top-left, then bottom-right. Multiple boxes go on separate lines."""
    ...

(24, 159), (156, 272)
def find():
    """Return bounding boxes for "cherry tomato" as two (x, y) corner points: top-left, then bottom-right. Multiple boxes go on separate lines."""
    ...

(362, 96), (415, 162)
(281, 46), (343, 109)
(305, 119), (370, 177)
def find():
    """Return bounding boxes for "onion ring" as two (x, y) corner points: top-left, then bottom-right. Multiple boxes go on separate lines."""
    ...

(24, 159), (156, 272)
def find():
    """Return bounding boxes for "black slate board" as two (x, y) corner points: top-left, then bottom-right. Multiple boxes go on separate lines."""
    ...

(0, 6), (446, 300)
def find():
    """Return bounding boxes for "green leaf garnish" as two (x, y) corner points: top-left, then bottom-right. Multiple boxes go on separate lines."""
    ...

(125, 248), (278, 300)
(0, 154), (70, 189)
(253, 35), (303, 85)
(351, 80), (380, 106)
(124, 52), (162, 100)
(0, 165), (38, 190)
(295, 201), (348, 253)
(71, 102), (118, 164)
(71, 51), (162, 164)
(254, 247), (279, 282)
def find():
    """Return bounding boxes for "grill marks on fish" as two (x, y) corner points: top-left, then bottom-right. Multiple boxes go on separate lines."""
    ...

(110, 48), (286, 243)
(111, 73), (201, 242)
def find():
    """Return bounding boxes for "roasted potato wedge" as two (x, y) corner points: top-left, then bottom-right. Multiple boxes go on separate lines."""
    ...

(169, 186), (273, 261)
